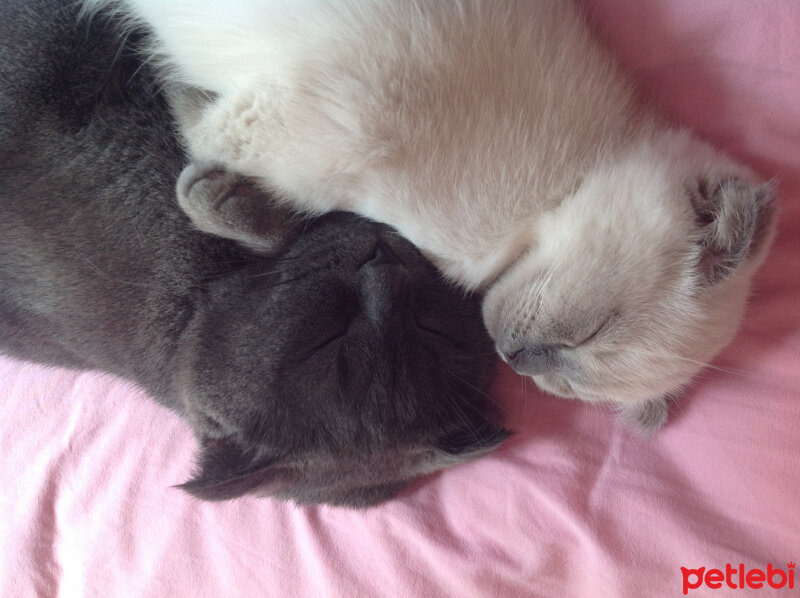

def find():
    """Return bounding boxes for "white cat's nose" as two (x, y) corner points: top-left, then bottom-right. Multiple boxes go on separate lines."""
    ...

(502, 344), (559, 376)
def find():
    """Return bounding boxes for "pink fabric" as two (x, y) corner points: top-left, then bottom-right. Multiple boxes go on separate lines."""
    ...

(2, 2), (799, 596)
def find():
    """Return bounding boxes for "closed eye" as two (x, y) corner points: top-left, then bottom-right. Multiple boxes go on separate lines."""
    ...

(563, 315), (614, 348)
(304, 329), (348, 355)
(580, 319), (607, 345)
(299, 319), (351, 359)
(413, 313), (456, 344)
(413, 314), (446, 337)
(298, 290), (358, 359)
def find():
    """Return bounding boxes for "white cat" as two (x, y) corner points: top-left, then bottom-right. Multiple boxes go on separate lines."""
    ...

(81, 0), (777, 432)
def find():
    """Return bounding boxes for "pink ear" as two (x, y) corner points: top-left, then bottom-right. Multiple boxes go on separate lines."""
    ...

(177, 438), (295, 501)
(176, 162), (301, 255)
(691, 178), (776, 284)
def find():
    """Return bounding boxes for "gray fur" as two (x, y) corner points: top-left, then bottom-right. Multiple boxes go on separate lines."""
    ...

(176, 163), (301, 255)
(0, 0), (508, 507)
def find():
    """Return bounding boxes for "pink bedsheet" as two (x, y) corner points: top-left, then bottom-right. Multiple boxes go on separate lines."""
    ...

(2, 2), (799, 596)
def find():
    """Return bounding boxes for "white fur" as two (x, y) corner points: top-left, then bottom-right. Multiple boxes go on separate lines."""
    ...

(81, 0), (777, 430)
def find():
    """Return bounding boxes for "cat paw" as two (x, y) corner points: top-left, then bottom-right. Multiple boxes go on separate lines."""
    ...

(176, 163), (299, 254)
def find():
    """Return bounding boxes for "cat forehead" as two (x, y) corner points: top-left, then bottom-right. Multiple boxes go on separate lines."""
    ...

(543, 186), (692, 250)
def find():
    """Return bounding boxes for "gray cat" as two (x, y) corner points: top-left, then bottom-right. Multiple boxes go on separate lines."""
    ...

(0, 0), (509, 507)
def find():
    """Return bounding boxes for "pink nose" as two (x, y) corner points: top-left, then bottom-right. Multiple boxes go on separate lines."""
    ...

(503, 344), (558, 376)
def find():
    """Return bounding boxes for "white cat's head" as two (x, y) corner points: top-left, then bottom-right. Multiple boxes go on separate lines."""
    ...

(482, 131), (776, 432)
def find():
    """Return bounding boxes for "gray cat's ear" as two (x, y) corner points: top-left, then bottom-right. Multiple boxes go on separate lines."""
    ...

(163, 82), (218, 131)
(178, 438), (296, 501)
(690, 177), (777, 285)
(616, 398), (669, 435)
(176, 163), (301, 255)
(433, 422), (512, 465)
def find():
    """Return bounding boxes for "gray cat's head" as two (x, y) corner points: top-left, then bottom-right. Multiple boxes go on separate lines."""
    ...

(483, 132), (777, 432)
(0, 0), (507, 509)
(175, 167), (509, 507)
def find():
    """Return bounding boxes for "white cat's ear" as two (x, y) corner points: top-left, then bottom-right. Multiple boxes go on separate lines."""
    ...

(176, 162), (301, 255)
(690, 177), (777, 285)
(616, 398), (669, 435)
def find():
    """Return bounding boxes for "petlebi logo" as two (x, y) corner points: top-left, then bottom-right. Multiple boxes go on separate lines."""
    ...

(681, 562), (795, 595)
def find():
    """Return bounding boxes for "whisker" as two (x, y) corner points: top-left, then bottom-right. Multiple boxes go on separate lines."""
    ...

(634, 349), (752, 377)
(448, 372), (508, 414)
(80, 257), (159, 289)
(442, 383), (480, 440)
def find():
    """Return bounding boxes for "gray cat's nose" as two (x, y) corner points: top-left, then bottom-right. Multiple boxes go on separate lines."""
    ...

(360, 241), (401, 323)
(363, 240), (399, 268)
(503, 344), (559, 376)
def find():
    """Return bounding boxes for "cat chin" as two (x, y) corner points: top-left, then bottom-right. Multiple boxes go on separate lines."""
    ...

(532, 371), (644, 407)
(535, 373), (671, 434)
(532, 373), (577, 400)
